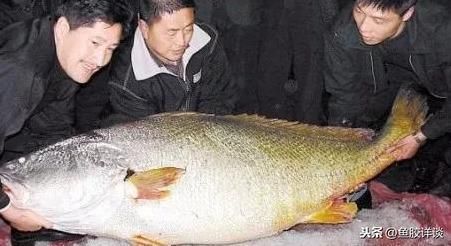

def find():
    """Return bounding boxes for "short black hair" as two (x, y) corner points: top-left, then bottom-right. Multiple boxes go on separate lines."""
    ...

(356, 0), (417, 14)
(139, 0), (196, 24)
(55, 0), (134, 38)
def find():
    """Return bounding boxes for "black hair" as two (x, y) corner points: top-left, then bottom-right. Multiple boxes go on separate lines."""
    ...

(55, 0), (134, 38)
(356, 0), (417, 14)
(139, 0), (195, 24)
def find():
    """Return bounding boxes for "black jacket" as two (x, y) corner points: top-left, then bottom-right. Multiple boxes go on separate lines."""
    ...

(0, 17), (78, 159)
(324, 0), (451, 138)
(108, 23), (237, 120)
(0, 17), (79, 207)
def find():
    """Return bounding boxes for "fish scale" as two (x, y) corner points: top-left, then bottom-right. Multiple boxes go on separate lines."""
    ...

(0, 88), (427, 245)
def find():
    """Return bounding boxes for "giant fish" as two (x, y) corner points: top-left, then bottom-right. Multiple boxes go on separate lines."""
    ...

(0, 88), (427, 245)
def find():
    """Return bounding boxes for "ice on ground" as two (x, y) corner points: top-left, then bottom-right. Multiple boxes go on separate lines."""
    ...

(64, 201), (450, 246)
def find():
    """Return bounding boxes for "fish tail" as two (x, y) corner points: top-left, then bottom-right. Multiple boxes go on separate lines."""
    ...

(376, 86), (428, 149)
(346, 87), (428, 187)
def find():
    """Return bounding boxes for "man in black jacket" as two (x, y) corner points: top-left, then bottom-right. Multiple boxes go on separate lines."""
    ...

(324, 0), (451, 203)
(0, 0), (133, 244)
(325, 0), (451, 160)
(106, 0), (237, 123)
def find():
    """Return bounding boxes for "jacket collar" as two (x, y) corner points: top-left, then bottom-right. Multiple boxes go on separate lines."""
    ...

(131, 24), (211, 81)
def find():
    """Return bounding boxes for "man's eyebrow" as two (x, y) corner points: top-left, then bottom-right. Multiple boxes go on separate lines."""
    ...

(357, 7), (388, 20)
(168, 22), (195, 32)
(183, 21), (194, 28)
(92, 36), (107, 42)
(368, 12), (388, 20)
(93, 36), (119, 46)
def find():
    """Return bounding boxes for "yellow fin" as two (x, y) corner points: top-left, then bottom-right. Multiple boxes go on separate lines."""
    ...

(132, 235), (167, 246)
(304, 200), (358, 224)
(127, 167), (185, 200)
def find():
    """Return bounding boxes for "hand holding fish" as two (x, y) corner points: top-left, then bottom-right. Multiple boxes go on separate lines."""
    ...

(387, 131), (426, 161)
(1, 202), (52, 231)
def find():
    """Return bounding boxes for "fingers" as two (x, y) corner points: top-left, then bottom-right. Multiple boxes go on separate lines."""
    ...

(386, 140), (407, 154)
(386, 145), (398, 154)
(24, 210), (53, 229)
(10, 222), (42, 232)
(8, 209), (52, 231)
(386, 138), (421, 161)
(385, 139), (409, 161)
(390, 149), (403, 161)
(41, 220), (53, 229)
(388, 145), (409, 161)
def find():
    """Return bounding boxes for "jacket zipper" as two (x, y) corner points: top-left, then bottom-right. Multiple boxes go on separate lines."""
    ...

(409, 55), (446, 99)
(370, 51), (377, 94)
(177, 77), (192, 111)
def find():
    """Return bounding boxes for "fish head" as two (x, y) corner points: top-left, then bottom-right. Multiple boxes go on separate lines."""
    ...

(0, 135), (128, 210)
(0, 151), (54, 207)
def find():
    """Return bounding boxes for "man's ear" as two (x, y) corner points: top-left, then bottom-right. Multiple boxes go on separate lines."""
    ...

(138, 19), (149, 40)
(54, 17), (70, 43)
(402, 6), (415, 21)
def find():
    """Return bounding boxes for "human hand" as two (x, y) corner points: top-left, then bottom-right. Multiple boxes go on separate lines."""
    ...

(386, 132), (426, 161)
(1, 203), (52, 231)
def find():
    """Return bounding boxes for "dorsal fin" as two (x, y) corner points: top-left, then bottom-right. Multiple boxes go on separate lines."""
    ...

(148, 112), (375, 142)
(151, 112), (201, 118)
(222, 114), (375, 142)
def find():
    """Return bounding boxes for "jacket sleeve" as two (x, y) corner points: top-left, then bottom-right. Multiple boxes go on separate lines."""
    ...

(0, 60), (37, 154)
(196, 39), (238, 115)
(421, 66), (451, 139)
(324, 32), (368, 126)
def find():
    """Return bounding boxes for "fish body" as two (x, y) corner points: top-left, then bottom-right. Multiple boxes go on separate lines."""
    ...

(0, 89), (427, 245)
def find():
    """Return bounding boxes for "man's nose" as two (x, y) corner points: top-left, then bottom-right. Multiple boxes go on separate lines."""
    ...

(357, 16), (372, 34)
(175, 32), (188, 47)
(93, 48), (108, 67)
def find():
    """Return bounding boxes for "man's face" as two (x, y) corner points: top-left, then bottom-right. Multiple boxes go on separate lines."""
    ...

(54, 18), (122, 83)
(139, 8), (195, 65)
(353, 3), (414, 45)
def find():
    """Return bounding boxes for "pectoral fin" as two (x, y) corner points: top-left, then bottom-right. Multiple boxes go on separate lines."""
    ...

(132, 235), (167, 246)
(304, 200), (358, 224)
(126, 167), (185, 200)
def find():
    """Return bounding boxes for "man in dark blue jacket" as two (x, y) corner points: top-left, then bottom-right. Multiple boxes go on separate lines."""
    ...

(0, 0), (133, 244)
(105, 0), (237, 124)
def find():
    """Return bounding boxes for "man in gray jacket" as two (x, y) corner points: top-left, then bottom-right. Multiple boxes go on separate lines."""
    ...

(106, 0), (237, 124)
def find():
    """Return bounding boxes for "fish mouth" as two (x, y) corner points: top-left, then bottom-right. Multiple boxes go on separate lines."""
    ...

(0, 173), (29, 205)
(0, 172), (25, 185)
